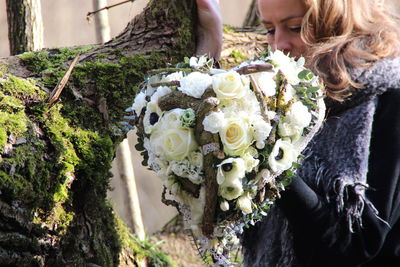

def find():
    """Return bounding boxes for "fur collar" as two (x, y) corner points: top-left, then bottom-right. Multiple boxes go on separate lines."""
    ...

(242, 56), (400, 267)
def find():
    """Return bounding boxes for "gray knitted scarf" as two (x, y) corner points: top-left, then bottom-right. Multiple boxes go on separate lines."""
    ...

(242, 57), (400, 267)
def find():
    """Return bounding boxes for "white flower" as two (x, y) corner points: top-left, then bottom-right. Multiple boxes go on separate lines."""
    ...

(252, 116), (272, 147)
(236, 193), (253, 214)
(217, 158), (246, 185)
(189, 56), (208, 68)
(178, 72), (212, 98)
(143, 102), (163, 134)
(220, 200), (230, 211)
(150, 86), (172, 104)
(286, 101), (312, 128)
(250, 72), (276, 96)
(242, 152), (259, 173)
(220, 90), (261, 117)
(219, 179), (243, 201)
(161, 71), (184, 82)
(283, 83), (297, 103)
(212, 71), (249, 100)
(188, 151), (203, 169)
(203, 111), (225, 133)
(158, 108), (185, 130)
(132, 91), (147, 116)
(220, 115), (254, 156)
(162, 128), (198, 161)
(278, 121), (299, 138)
(268, 139), (298, 173)
(278, 101), (311, 138)
(269, 50), (302, 85)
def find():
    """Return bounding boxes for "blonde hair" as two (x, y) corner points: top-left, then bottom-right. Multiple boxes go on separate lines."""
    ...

(301, 0), (400, 101)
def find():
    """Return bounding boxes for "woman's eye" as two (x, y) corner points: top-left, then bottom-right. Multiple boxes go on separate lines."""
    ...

(289, 26), (301, 33)
(265, 29), (276, 35)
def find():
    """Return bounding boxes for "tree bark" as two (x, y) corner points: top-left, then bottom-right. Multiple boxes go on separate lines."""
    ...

(6, 0), (44, 55)
(242, 0), (259, 27)
(0, 0), (196, 265)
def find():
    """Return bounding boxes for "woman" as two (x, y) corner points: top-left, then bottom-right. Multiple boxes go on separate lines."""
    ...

(196, 0), (400, 266)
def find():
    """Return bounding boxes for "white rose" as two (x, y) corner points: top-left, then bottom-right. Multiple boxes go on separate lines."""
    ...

(220, 200), (230, 211)
(250, 72), (276, 96)
(160, 128), (198, 161)
(150, 86), (172, 104)
(220, 116), (254, 156)
(236, 193), (253, 214)
(143, 102), (163, 134)
(178, 72), (212, 98)
(158, 108), (185, 130)
(212, 71), (249, 100)
(203, 111), (225, 133)
(269, 50), (302, 85)
(268, 139), (298, 173)
(217, 157), (246, 185)
(219, 179), (243, 201)
(132, 91), (147, 116)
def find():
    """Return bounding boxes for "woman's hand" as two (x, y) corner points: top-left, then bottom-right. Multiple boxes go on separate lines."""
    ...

(196, 0), (223, 60)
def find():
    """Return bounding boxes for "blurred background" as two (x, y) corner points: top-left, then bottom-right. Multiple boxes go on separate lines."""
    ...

(1, 0), (400, 255)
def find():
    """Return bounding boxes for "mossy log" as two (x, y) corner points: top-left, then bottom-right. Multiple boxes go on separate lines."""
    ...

(0, 0), (196, 265)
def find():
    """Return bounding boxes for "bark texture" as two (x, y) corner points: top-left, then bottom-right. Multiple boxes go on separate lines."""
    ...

(0, 0), (196, 265)
(6, 0), (44, 55)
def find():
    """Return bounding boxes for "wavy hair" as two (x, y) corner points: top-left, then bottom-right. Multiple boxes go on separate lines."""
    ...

(301, 0), (400, 101)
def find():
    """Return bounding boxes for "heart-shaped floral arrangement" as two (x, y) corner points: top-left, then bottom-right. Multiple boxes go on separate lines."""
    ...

(129, 50), (325, 265)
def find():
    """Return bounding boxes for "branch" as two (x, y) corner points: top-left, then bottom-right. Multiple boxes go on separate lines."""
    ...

(87, 0), (135, 19)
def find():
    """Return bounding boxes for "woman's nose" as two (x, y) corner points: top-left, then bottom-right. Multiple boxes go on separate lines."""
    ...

(273, 30), (292, 54)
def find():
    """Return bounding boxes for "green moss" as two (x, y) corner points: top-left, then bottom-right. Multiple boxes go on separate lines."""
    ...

(231, 49), (250, 63)
(1, 2), (196, 263)
(223, 25), (235, 33)
(18, 46), (95, 76)
(115, 216), (176, 267)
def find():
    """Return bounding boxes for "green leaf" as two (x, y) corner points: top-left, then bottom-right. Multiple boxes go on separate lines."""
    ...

(306, 86), (320, 93)
(298, 70), (310, 79)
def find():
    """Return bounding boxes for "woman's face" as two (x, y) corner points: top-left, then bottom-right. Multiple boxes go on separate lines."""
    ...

(258, 0), (309, 58)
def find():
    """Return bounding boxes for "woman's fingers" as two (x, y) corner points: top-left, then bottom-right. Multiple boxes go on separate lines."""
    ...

(195, 0), (223, 59)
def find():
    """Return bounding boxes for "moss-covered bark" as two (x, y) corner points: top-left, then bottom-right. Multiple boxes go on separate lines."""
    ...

(0, 0), (196, 265)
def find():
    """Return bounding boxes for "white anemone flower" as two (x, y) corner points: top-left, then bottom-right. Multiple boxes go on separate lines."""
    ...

(216, 158), (246, 185)
(268, 139), (298, 173)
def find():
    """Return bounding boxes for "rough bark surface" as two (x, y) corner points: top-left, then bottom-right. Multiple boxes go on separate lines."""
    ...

(6, 0), (44, 55)
(0, 0), (196, 266)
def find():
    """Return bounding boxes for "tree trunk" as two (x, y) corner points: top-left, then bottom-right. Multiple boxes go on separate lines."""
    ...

(6, 0), (44, 55)
(92, 0), (112, 43)
(242, 0), (259, 27)
(0, 0), (196, 265)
